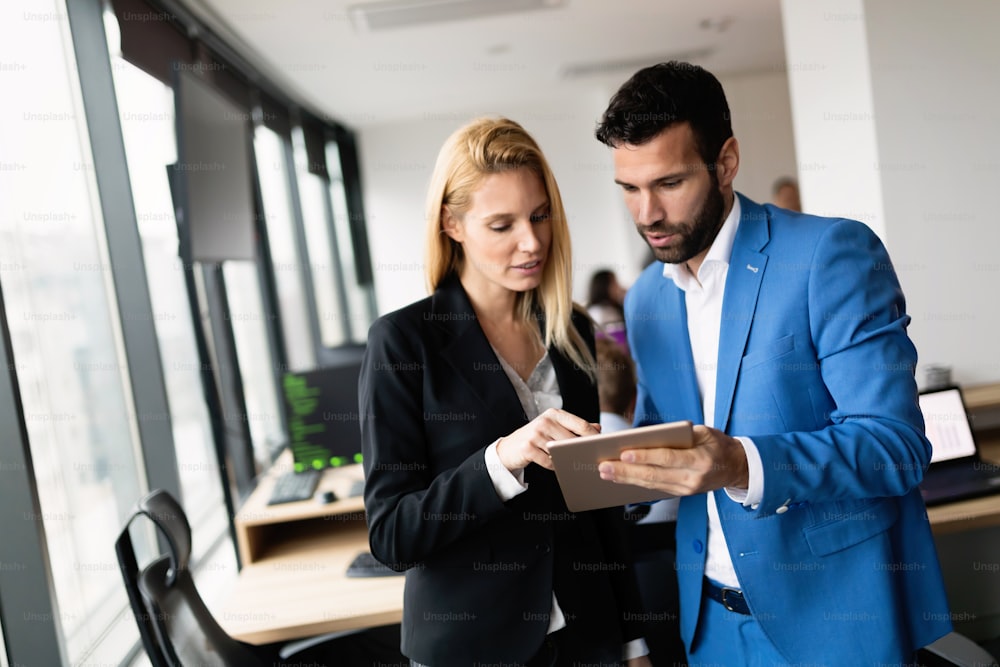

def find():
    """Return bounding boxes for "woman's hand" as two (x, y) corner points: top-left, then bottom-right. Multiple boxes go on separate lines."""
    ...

(495, 408), (599, 472)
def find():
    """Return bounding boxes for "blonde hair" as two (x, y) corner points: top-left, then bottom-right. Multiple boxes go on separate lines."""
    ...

(424, 116), (594, 377)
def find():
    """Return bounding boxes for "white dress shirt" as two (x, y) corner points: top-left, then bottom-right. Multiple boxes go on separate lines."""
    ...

(660, 196), (764, 588)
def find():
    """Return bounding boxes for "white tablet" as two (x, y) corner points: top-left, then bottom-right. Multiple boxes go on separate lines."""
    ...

(547, 420), (694, 512)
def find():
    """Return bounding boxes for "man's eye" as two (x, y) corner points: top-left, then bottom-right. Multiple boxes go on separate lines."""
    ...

(490, 225), (511, 232)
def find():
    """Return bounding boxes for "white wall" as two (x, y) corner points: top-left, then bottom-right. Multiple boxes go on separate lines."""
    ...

(359, 70), (798, 315)
(780, 0), (886, 237)
(356, 117), (448, 314)
(717, 70), (798, 206)
(864, 0), (1000, 387)
(782, 0), (1000, 387)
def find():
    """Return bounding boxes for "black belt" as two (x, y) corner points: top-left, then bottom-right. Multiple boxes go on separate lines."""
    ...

(703, 577), (751, 615)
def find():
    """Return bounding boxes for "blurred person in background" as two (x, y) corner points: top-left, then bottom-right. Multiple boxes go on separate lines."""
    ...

(587, 268), (629, 351)
(771, 176), (801, 212)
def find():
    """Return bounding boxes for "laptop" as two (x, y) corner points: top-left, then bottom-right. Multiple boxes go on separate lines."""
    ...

(918, 385), (1000, 506)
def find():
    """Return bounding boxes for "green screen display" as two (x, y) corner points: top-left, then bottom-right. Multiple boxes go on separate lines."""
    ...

(282, 349), (365, 472)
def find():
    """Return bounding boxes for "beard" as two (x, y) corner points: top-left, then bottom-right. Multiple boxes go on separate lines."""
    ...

(637, 184), (726, 265)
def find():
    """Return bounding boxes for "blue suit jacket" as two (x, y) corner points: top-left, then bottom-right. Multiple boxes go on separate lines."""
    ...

(625, 194), (951, 665)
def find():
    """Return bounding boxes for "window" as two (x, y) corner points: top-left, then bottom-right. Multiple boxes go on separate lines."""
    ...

(110, 54), (229, 559)
(294, 128), (348, 349)
(255, 126), (317, 372)
(0, 0), (378, 662)
(223, 261), (286, 468)
(326, 142), (376, 343)
(0, 0), (145, 660)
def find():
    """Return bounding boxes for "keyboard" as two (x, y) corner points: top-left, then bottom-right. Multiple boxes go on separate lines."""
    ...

(345, 551), (401, 578)
(347, 478), (365, 497)
(266, 469), (322, 505)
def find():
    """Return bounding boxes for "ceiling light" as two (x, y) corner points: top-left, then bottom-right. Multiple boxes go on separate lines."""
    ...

(699, 16), (734, 32)
(561, 48), (715, 79)
(349, 0), (566, 32)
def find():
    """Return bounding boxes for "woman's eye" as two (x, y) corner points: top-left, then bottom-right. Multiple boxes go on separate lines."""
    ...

(530, 212), (550, 224)
(490, 225), (511, 233)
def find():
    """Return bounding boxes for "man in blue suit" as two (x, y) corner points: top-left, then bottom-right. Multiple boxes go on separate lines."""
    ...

(593, 62), (952, 666)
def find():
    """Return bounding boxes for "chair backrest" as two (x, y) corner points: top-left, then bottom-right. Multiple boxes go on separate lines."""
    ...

(138, 555), (266, 666)
(116, 489), (267, 667)
(115, 492), (174, 667)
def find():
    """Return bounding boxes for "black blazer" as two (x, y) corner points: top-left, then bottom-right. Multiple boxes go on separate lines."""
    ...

(360, 275), (643, 666)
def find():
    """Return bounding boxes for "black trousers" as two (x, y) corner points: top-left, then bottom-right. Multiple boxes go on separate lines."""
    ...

(628, 521), (687, 667)
(410, 628), (622, 667)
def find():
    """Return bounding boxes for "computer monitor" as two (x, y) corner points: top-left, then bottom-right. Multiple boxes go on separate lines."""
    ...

(281, 346), (366, 472)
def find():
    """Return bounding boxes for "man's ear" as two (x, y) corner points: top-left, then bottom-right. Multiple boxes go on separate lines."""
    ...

(715, 137), (740, 189)
(441, 206), (463, 242)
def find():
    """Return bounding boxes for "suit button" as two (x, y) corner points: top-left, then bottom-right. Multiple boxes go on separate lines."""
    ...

(775, 498), (792, 515)
(692, 539), (704, 554)
(536, 543), (551, 553)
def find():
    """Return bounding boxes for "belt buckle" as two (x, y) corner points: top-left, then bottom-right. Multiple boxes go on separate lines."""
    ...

(720, 586), (742, 612)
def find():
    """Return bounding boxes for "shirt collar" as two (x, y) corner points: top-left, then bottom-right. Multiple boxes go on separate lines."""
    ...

(662, 194), (742, 290)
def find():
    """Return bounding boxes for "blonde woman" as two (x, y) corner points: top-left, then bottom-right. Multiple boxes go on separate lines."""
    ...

(361, 117), (650, 666)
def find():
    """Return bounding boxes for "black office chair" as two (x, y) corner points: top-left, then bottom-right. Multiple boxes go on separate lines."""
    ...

(115, 488), (271, 666)
(116, 489), (407, 666)
(918, 632), (999, 667)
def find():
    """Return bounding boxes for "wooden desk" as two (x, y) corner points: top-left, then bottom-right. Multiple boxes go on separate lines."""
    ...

(926, 433), (1000, 536)
(218, 462), (404, 645)
(964, 381), (1000, 430)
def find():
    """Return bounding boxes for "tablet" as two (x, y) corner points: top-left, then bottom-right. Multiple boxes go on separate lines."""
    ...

(547, 420), (693, 512)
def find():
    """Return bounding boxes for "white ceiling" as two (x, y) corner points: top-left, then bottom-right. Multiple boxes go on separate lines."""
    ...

(184, 0), (787, 129)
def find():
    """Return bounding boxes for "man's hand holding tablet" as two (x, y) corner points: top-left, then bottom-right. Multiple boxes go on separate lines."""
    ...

(597, 424), (750, 497)
(547, 421), (694, 512)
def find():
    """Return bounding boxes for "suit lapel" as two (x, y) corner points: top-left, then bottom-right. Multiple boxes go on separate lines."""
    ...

(430, 277), (527, 428)
(657, 282), (704, 424)
(714, 195), (769, 432)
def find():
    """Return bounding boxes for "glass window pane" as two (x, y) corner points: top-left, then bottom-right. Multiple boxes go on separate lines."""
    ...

(325, 143), (374, 343)
(0, 0), (143, 660)
(293, 129), (347, 348)
(110, 55), (229, 554)
(255, 126), (316, 371)
(222, 261), (285, 467)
